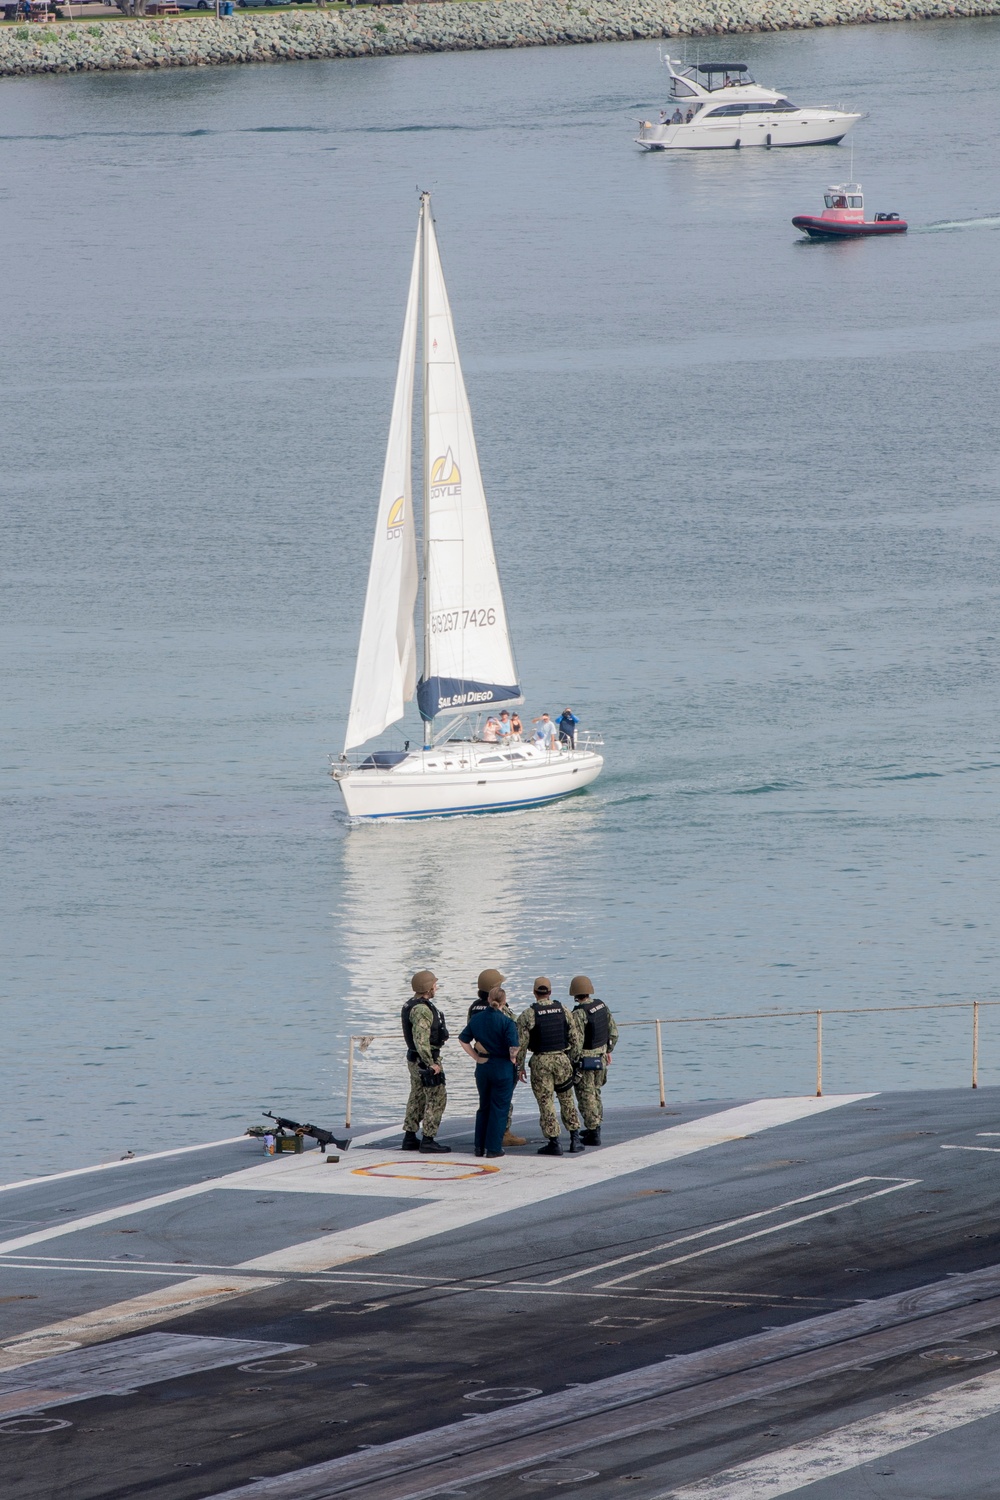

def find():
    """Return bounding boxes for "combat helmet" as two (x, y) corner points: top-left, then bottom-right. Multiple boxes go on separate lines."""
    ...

(477, 968), (505, 992)
(569, 975), (594, 997)
(411, 970), (437, 994)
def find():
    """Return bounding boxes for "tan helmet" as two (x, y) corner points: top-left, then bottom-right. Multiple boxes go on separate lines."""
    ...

(533, 976), (553, 995)
(569, 975), (594, 997)
(477, 967), (505, 992)
(411, 969), (437, 995)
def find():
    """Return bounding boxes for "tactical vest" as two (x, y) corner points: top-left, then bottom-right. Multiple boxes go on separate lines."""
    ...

(528, 1000), (569, 1054)
(401, 997), (449, 1062)
(467, 992), (491, 1020)
(575, 997), (610, 1050)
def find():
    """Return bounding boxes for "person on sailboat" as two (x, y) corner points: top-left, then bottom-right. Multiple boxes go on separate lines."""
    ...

(483, 717), (500, 744)
(400, 971), (451, 1154)
(510, 712), (523, 742)
(532, 713), (558, 751)
(557, 708), (579, 749)
(497, 711), (512, 742)
(467, 967), (526, 1148)
(515, 978), (585, 1157)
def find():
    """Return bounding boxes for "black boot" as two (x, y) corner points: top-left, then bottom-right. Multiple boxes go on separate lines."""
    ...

(568, 1131), (586, 1154)
(580, 1127), (602, 1146)
(401, 1131), (421, 1151)
(537, 1137), (563, 1156)
(420, 1137), (452, 1153)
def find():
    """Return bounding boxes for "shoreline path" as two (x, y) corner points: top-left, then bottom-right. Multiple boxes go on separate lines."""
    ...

(0, 0), (999, 79)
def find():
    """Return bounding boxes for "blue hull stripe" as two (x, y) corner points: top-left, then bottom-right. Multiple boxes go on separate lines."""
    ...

(349, 785), (591, 821)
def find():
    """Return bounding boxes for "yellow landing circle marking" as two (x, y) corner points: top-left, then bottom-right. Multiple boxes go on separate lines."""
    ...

(351, 1160), (501, 1182)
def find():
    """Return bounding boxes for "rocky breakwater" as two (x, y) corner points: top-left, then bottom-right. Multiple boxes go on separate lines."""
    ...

(0, 0), (998, 78)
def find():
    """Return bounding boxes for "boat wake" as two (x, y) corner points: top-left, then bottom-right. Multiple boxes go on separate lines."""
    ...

(922, 214), (1000, 232)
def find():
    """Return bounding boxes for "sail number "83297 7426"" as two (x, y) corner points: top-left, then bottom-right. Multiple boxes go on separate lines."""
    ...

(431, 608), (497, 634)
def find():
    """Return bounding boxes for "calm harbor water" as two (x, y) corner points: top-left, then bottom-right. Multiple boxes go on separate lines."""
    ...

(4, 20), (1000, 1178)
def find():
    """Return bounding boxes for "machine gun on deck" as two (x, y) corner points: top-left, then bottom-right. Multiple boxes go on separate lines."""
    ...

(246, 1110), (350, 1153)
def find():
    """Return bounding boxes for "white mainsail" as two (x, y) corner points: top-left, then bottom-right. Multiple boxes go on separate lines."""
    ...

(417, 202), (521, 724)
(343, 234), (421, 753)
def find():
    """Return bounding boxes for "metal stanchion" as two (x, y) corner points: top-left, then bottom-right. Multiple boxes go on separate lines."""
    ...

(655, 1018), (665, 1107)
(345, 1037), (356, 1128)
(816, 1010), (823, 1097)
(973, 1002), (980, 1090)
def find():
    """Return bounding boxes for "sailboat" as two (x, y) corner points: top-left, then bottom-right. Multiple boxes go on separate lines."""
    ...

(331, 193), (604, 821)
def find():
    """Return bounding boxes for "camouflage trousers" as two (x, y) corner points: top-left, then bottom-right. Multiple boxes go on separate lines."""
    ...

(403, 1059), (447, 1138)
(529, 1052), (580, 1139)
(573, 1062), (608, 1129)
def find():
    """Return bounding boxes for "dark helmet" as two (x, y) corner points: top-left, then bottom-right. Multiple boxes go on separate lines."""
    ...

(569, 975), (594, 997)
(411, 969), (437, 995)
(477, 967), (505, 992)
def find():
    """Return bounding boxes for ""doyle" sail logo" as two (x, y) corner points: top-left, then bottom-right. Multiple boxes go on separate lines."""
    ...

(431, 449), (462, 497)
(386, 496), (405, 539)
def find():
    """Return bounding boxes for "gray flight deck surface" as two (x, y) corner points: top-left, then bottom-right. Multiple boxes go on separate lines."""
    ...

(4, 1091), (1000, 1498)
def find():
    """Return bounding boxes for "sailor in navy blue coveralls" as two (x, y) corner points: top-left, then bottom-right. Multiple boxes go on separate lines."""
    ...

(459, 996), (520, 1157)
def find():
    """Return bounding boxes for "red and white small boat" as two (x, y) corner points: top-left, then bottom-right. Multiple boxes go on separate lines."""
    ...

(792, 182), (907, 239)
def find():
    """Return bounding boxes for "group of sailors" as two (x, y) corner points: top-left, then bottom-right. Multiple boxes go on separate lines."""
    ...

(482, 707), (579, 750)
(401, 967), (618, 1159)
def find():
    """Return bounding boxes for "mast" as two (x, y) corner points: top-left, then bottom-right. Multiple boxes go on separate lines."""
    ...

(420, 191), (433, 750)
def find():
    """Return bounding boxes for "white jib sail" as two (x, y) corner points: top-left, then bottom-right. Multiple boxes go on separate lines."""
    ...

(418, 204), (521, 722)
(344, 232), (421, 752)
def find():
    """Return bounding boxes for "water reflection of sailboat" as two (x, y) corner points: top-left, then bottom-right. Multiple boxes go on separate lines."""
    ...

(336, 803), (600, 1126)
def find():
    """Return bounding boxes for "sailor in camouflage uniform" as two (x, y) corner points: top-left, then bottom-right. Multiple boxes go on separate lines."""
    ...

(567, 975), (618, 1147)
(401, 970), (451, 1154)
(468, 968), (525, 1148)
(515, 977), (585, 1157)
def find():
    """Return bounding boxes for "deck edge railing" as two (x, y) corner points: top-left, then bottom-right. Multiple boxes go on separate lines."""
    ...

(341, 999), (995, 1128)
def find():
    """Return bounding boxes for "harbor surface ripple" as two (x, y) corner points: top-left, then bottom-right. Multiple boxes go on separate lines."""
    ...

(3, 21), (1000, 1177)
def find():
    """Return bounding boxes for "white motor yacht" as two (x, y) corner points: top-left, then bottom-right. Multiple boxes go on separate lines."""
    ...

(331, 194), (604, 821)
(636, 58), (862, 151)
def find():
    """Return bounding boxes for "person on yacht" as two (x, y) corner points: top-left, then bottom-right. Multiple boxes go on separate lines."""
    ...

(510, 712), (523, 741)
(497, 710), (512, 742)
(483, 716), (500, 743)
(671, 108), (683, 123)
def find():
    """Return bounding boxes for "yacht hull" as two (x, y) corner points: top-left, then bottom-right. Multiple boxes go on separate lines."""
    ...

(334, 746), (604, 820)
(637, 113), (859, 151)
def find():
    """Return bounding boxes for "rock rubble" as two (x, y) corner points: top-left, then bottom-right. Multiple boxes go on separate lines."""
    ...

(0, 0), (996, 78)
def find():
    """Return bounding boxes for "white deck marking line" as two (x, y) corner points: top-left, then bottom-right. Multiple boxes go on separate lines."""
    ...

(0, 1276), (282, 1373)
(600, 1180), (919, 1288)
(238, 1097), (873, 1273)
(0, 1177), (254, 1256)
(0, 1264), (231, 1280)
(545, 1177), (902, 1284)
(662, 1366), (1000, 1499)
(941, 1144), (1000, 1154)
(0, 1136), (252, 1193)
(0, 1123), (397, 1199)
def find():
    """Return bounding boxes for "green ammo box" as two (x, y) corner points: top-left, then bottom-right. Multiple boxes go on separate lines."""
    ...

(275, 1135), (304, 1153)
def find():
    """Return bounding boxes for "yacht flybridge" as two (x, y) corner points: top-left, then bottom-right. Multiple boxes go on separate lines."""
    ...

(636, 59), (862, 150)
(331, 194), (604, 821)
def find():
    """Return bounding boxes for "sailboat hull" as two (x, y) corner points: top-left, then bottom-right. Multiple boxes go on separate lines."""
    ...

(333, 742), (603, 820)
